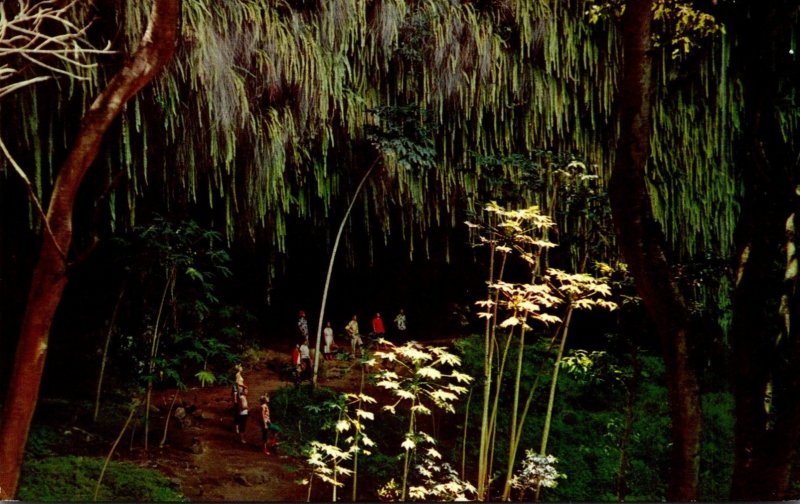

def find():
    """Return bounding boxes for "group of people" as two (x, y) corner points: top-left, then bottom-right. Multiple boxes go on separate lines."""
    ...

(231, 364), (278, 455)
(296, 308), (408, 362)
(224, 309), (409, 449)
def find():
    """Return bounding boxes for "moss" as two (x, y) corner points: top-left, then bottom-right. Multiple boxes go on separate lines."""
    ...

(18, 455), (184, 502)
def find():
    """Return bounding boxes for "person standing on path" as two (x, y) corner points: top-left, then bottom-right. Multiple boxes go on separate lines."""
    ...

(372, 313), (386, 339)
(372, 312), (387, 350)
(394, 308), (407, 342)
(323, 321), (335, 360)
(232, 364), (245, 433)
(236, 385), (249, 443)
(297, 310), (309, 340)
(299, 337), (312, 381)
(345, 314), (363, 356)
(260, 394), (276, 455)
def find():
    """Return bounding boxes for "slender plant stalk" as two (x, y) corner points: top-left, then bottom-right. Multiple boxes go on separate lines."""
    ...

(94, 282), (126, 422)
(144, 267), (175, 451)
(129, 420), (136, 452)
(502, 322), (529, 500)
(306, 474), (314, 502)
(534, 309), (573, 503)
(511, 310), (568, 454)
(485, 253), (510, 496)
(352, 363), (366, 501)
(461, 388), (473, 480)
(332, 405), (344, 502)
(478, 241), (509, 499)
(94, 400), (140, 501)
(487, 314), (516, 486)
(312, 158), (379, 385)
(476, 239), (495, 500)
(400, 400), (417, 502)
(539, 307), (573, 455)
(514, 326), (561, 480)
(159, 390), (180, 448)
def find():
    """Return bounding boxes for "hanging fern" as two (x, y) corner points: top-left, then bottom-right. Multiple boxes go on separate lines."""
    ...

(0, 0), (756, 278)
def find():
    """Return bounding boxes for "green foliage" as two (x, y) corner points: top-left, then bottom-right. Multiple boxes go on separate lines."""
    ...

(585, 0), (725, 60)
(270, 385), (341, 455)
(366, 105), (437, 173)
(195, 369), (216, 386)
(24, 425), (65, 459)
(111, 216), (248, 389)
(454, 332), (732, 502)
(18, 456), (184, 501)
(699, 392), (734, 501)
(546, 355), (670, 501)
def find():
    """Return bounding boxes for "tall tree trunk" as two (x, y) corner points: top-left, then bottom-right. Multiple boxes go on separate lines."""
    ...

(0, 2), (180, 498)
(729, 4), (800, 498)
(608, 1), (701, 500)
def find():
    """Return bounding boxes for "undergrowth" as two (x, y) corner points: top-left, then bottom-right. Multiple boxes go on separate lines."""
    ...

(18, 455), (184, 501)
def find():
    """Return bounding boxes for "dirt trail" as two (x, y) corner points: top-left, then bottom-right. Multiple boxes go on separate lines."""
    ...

(148, 349), (360, 501)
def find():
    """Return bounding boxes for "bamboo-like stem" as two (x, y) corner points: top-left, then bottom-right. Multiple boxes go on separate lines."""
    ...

(400, 400), (416, 502)
(313, 157), (380, 386)
(501, 320), (529, 500)
(352, 363), (366, 501)
(144, 267), (176, 451)
(93, 399), (140, 501)
(159, 390), (180, 449)
(461, 388), (473, 480)
(487, 315), (515, 490)
(508, 327), (559, 465)
(331, 405), (344, 502)
(485, 250), (510, 498)
(539, 307), (573, 456)
(476, 236), (495, 501)
(94, 283), (126, 422)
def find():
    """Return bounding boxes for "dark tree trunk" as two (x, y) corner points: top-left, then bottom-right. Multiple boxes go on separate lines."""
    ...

(0, 1), (180, 498)
(729, 3), (800, 498)
(608, 1), (701, 500)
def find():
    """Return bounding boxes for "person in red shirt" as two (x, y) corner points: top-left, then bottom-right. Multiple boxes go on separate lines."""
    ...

(372, 312), (386, 339)
(291, 343), (301, 386)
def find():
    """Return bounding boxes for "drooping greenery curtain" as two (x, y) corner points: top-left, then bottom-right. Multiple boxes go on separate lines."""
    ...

(1, 0), (743, 272)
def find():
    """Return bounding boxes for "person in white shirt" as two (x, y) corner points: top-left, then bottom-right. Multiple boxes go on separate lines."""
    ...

(323, 321), (335, 360)
(394, 308), (407, 342)
(345, 314), (362, 356)
(299, 338), (312, 380)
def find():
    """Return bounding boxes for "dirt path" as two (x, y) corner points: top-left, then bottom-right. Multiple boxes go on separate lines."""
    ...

(140, 338), (459, 501)
(147, 349), (360, 501)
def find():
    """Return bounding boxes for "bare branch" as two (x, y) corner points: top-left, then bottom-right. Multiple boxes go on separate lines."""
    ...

(0, 0), (116, 259)
(0, 0), (115, 98)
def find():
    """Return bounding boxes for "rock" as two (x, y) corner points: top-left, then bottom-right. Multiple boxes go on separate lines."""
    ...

(174, 406), (187, 420)
(234, 474), (252, 486)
